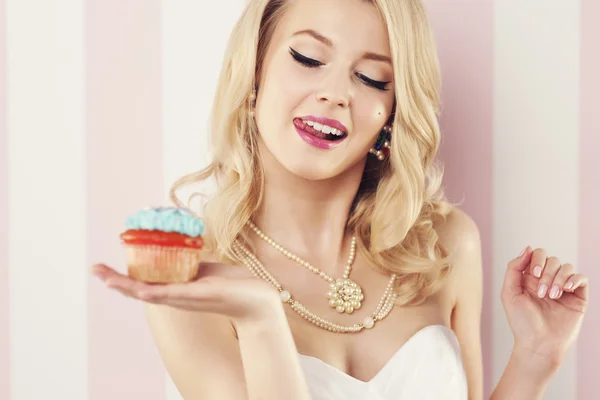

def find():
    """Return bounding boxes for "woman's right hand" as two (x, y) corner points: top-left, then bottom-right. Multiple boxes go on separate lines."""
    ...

(90, 261), (284, 326)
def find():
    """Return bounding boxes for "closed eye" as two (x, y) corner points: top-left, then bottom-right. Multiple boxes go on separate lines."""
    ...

(289, 47), (323, 68)
(289, 47), (391, 91)
(356, 73), (391, 92)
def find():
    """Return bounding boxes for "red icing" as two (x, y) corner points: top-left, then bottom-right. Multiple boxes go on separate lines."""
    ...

(120, 229), (203, 249)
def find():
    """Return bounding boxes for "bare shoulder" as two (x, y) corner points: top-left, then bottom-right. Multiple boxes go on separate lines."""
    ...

(434, 206), (482, 264)
(433, 206), (484, 399)
(434, 206), (483, 294)
(143, 249), (250, 399)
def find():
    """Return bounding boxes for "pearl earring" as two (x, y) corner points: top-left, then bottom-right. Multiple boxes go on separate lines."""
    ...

(369, 125), (392, 161)
(248, 84), (257, 117)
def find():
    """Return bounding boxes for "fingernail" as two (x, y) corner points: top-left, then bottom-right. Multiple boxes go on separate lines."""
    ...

(533, 265), (542, 278)
(538, 284), (548, 298)
(549, 285), (560, 299)
(518, 246), (528, 258)
(564, 281), (574, 290)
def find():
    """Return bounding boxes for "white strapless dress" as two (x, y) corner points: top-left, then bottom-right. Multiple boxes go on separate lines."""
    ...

(298, 325), (468, 400)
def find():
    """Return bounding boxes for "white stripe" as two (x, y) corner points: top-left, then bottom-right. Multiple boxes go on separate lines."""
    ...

(161, 1), (247, 399)
(493, 1), (580, 398)
(7, 0), (87, 399)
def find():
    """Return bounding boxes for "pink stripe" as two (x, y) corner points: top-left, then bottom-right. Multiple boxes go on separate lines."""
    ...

(578, 1), (600, 398)
(86, 1), (166, 399)
(424, 2), (494, 397)
(0, 0), (8, 397)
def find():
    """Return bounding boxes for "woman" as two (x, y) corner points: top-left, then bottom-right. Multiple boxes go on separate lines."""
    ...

(92, 0), (589, 399)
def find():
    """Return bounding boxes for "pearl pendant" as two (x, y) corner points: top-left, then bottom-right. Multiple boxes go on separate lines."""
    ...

(328, 278), (363, 314)
(280, 290), (291, 302)
(363, 317), (375, 329)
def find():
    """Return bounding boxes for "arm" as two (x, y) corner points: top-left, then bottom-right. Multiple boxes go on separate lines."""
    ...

(436, 208), (484, 400)
(236, 304), (312, 400)
(489, 349), (556, 400)
(144, 304), (248, 399)
(439, 208), (560, 400)
(144, 300), (312, 400)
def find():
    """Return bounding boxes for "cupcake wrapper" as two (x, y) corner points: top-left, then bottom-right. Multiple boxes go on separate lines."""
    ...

(124, 244), (202, 283)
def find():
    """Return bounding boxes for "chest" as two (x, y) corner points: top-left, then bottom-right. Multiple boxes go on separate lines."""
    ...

(220, 247), (457, 383)
(278, 264), (455, 383)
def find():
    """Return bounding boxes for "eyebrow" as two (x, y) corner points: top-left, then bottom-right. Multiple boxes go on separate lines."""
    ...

(362, 52), (392, 64)
(292, 29), (333, 46)
(291, 29), (392, 64)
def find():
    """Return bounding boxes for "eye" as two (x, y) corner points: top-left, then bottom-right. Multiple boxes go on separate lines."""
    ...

(356, 73), (391, 92)
(289, 47), (323, 68)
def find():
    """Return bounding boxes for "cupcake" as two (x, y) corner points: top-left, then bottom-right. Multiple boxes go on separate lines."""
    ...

(119, 207), (205, 283)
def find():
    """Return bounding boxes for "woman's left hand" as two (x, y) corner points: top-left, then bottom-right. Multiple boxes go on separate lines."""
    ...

(501, 246), (589, 371)
(90, 262), (283, 326)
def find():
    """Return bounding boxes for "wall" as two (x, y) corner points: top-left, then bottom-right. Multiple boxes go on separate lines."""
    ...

(1, 1), (597, 399)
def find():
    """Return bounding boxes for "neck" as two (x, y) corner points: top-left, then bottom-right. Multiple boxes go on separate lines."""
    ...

(250, 141), (366, 274)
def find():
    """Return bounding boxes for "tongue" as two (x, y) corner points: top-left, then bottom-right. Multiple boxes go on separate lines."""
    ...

(293, 118), (341, 141)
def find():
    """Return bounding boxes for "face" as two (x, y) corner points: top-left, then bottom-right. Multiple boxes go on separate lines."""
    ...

(254, 0), (395, 181)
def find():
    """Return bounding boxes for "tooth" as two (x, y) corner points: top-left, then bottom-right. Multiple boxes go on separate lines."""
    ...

(331, 128), (341, 136)
(313, 122), (323, 131)
(305, 120), (314, 126)
(322, 125), (332, 134)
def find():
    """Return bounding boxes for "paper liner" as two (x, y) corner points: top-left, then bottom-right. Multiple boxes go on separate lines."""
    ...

(124, 244), (202, 283)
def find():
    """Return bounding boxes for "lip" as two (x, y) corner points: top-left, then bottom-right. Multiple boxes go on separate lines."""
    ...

(293, 121), (347, 150)
(295, 126), (343, 150)
(298, 115), (348, 134)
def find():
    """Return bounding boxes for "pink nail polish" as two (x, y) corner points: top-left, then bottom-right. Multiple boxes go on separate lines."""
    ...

(549, 285), (560, 299)
(565, 281), (574, 290)
(538, 284), (548, 298)
(519, 247), (528, 257)
(533, 266), (542, 278)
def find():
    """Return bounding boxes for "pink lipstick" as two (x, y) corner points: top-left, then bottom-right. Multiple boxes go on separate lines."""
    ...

(293, 117), (348, 150)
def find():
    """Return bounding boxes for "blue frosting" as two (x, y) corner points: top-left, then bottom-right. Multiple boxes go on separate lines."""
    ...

(125, 207), (204, 237)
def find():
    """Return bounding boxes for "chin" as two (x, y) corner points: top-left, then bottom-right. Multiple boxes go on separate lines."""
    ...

(277, 152), (343, 181)
(257, 126), (365, 182)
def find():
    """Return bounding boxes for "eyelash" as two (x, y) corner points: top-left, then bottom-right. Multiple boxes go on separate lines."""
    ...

(289, 47), (391, 92)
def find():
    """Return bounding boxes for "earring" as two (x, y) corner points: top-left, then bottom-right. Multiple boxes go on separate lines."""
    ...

(369, 125), (392, 161)
(248, 84), (257, 117)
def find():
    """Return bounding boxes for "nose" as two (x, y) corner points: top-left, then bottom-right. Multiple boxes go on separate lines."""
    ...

(315, 73), (351, 108)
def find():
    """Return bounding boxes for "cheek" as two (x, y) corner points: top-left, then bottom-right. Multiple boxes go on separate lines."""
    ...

(353, 96), (394, 138)
(259, 58), (315, 115)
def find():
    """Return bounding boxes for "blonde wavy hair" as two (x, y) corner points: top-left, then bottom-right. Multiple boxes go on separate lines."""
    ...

(170, 0), (458, 306)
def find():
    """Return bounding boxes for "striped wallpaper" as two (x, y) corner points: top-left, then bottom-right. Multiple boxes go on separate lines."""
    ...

(1, 1), (598, 399)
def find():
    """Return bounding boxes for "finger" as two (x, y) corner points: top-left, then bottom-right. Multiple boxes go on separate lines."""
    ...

(92, 264), (147, 298)
(144, 298), (198, 310)
(90, 263), (122, 281)
(138, 276), (225, 303)
(537, 256), (561, 298)
(528, 248), (548, 278)
(548, 263), (575, 299)
(92, 264), (173, 303)
(106, 279), (173, 305)
(104, 273), (155, 298)
(502, 246), (533, 297)
(99, 274), (146, 299)
(564, 274), (589, 301)
(110, 286), (144, 301)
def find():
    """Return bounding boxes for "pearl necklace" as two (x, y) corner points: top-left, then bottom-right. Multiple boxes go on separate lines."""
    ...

(247, 220), (365, 314)
(232, 240), (398, 333)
